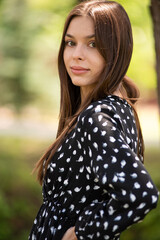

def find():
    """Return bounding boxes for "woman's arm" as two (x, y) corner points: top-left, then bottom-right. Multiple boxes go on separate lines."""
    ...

(75, 103), (159, 240)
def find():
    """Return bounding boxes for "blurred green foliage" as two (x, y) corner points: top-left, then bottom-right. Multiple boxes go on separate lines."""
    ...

(0, 0), (76, 111)
(0, 136), (42, 240)
(118, 0), (157, 91)
(0, 0), (158, 112)
(0, 0), (36, 110)
(0, 136), (159, 240)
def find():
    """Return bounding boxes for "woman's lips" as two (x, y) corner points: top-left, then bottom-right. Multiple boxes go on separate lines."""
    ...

(70, 66), (90, 75)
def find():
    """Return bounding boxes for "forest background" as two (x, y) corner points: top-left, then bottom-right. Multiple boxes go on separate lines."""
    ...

(0, 0), (159, 239)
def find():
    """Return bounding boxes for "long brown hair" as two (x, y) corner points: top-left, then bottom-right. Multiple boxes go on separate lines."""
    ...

(35, 0), (144, 184)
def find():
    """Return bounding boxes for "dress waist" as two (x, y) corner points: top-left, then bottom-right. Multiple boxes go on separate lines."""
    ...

(42, 197), (78, 221)
(29, 197), (77, 240)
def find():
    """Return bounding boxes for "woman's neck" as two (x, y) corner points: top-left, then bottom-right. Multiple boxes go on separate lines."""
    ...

(113, 88), (124, 99)
(80, 85), (123, 104)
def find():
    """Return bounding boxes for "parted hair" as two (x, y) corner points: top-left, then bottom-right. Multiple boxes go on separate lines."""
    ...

(35, 0), (144, 184)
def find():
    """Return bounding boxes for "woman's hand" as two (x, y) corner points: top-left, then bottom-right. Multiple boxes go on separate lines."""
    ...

(61, 226), (77, 240)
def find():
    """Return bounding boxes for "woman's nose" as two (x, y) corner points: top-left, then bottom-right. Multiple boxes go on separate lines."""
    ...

(72, 44), (85, 60)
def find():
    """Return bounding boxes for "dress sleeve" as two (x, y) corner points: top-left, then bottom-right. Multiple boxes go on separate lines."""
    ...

(75, 104), (159, 240)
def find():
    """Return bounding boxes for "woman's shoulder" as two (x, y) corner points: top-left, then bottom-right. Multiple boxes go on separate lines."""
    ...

(76, 95), (138, 150)
(79, 95), (133, 121)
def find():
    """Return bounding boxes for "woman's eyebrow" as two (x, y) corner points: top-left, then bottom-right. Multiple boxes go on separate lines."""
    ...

(65, 33), (95, 39)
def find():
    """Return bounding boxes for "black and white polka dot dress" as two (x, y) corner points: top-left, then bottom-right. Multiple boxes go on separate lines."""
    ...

(29, 95), (159, 240)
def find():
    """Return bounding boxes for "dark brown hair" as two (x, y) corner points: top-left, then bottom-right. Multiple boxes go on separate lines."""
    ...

(35, 0), (144, 184)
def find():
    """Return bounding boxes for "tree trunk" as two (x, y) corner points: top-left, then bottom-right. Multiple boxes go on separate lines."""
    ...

(150, 0), (160, 113)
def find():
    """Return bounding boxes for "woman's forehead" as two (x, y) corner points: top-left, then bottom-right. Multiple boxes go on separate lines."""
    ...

(66, 16), (95, 38)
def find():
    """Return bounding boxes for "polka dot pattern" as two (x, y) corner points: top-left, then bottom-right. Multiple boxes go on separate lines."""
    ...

(29, 95), (159, 240)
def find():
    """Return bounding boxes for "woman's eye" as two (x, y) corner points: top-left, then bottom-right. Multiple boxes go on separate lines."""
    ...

(65, 40), (75, 47)
(89, 41), (96, 48)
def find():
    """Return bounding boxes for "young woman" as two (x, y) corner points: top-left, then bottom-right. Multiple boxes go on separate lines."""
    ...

(29, 1), (159, 239)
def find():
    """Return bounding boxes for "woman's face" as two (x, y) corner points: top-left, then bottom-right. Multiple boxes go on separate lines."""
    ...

(63, 16), (106, 98)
